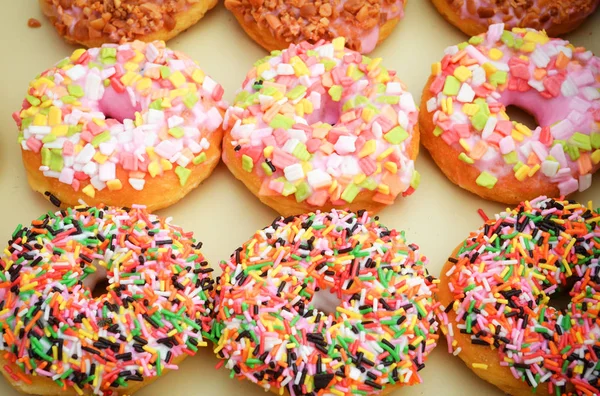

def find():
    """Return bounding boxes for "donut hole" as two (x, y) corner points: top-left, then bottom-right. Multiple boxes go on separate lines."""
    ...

(311, 287), (343, 315)
(82, 266), (110, 299)
(91, 278), (111, 299)
(306, 93), (342, 127)
(98, 85), (141, 123)
(505, 105), (538, 131)
(547, 278), (578, 312)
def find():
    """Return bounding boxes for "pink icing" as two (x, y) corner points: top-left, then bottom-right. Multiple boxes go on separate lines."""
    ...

(15, 40), (227, 195)
(224, 38), (420, 208)
(426, 24), (600, 195)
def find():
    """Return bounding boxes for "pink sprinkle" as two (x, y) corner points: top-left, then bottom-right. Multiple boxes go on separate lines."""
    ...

(63, 141), (74, 156)
(495, 120), (513, 136)
(429, 76), (445, 94)
(359, 157), (376, 175)
(306, 138), (322, 153)
(453, 124), (471, 138)
(271, 148), (296, 169)
(26, 137), (42, 153)
(120, 152), (138, 171)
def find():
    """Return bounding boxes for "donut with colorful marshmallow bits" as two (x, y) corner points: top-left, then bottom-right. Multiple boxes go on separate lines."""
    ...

(420, 24), (600, 204)
(15, 40), (226, 211)
(223, 38), (420, 216)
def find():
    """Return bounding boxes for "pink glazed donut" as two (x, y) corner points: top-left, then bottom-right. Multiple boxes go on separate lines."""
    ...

(431, 0), (600, 37)
(14, 40), (226, 211)
(420, 24), (600, 204)
(224, 0), (407, 54)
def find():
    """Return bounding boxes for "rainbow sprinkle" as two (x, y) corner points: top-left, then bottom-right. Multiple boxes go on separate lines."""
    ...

(0, 205), (215, 395)
(214, 210), (440, 395)
(439, 197), (600, 395)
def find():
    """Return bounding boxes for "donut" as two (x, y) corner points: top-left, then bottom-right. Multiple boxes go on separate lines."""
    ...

(39, 0), (219, 47)
(14, 40), (226, 212)
(430, 0), (600, 37)
(213, 209), (440, 395)
(419, 24), (600, 204)
(222, 38), (420, 216)
(437, 197), (600, 396)
(0, 205), (216, 395)
(225, 0), (406, 54)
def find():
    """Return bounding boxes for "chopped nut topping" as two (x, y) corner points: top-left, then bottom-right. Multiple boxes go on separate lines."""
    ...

(225, 0), (405, 53)
(28, 18), (42, 28)
(44, 0), (196, 43)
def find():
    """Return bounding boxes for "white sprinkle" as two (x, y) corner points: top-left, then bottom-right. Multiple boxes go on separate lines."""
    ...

(481, 116), (498, 139)
(167, 115), (185, 128)
(128, 178), (146, 191)
(146, 109), (164, 124)
(527, 79), (545, 92)
(75, 143), (96, 163)
(531, 48), (551, 68)
(579, 174), (592, 192)
(581, 87), (600, 101)
(202, 76), (218, 94)
(386, 82), (403, 95)
(281, 164), (303, 184)
(145, 43), (159, 62)
(426, 97), (438, 113)
(98, 162), (116, 182)
(84, 73), (103, 100)
(456, 83), (475, 103)
(307, 169), (332, 189)
(276, 63), (294, 76)
(65, 65), (86, 81)
(471, 67), (486, 87)
(334, 135), (357, 155)
(58, 168), (75, 185)
(287, 129), (307, 143)
(560, 78), (578, 97)
(282, 138), (300, 154)
(399, 93), (416, 112)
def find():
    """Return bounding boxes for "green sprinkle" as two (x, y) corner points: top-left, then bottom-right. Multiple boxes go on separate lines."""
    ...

(67, 84), (84, 98)
(286, 85), (307, 100)
(471, 111), (489, 131)
(476, 171), (498, 189)
(294, 181), (310, 203)
(501, 31), (515, 47)
(183, 92), (198, 109)
(443, 76), (461, 96)
(168, 127), (185, 139)
(261, 162), (273, 176)
(591, 133), (600, 149)
(376, 95), (400, 105)
(341, 183), (360, 203)
(269, 114), (294, 130)
(61, 95), (77, 104)
(410, 171), (420, 189)
(26, 95), (41, 106)
(175, 166), (191, 186)
(469, 36), (484, 45)
(328, 85), (343, 102)
(242, 155), (254, 172)
(571, 132), (592, 151)
(458, 152), (474, 164)
(383, 126), (409, 145)
(193, 152), (207, 165)
(433, 126), (444, 137)
(91, 131), (110, 147)
(489, 71), (508, 86)
(149, 99), (163, 110)
(160, 66), (172, 78)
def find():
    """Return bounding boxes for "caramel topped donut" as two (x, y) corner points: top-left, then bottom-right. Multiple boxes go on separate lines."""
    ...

(40, 0), (219, 47)
(0, 205), (215, 395)
(431, 0), (600, 37)
(438, 197), (600, 396)
(214, 210), (440, 395)
(225, 0), (406, 54)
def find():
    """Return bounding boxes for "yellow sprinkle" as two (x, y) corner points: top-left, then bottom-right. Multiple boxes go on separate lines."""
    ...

(160, 159), (173, 171)
(20, 282), (38, 292)
(459, 138), (471, 152)
(528, 164), (540, 177)
(93, 152), (108, 164)
(377, 147), (394, 161)
(482, 63), (497, 77)
(148, 162), (161, 177)
(169, 71), (187, 88)
(33, 113), (47, 126)
(431, 62), (442, 76)
(462, 103), (479, 116)
(514, 123), (532, 136)
(362, 107), (375, 122)
(515, 165), (530, 181)
(453, 65), (472, 82)
(48, 107), (62, 126)
(446, 97), (454, 115)
(136, 77), (152, 92)
(332, 37), (345, 51)
(256, 62), (271, 77)
(520, 42), (536, 53)
(52, 125), (69, 136)
(511, 130), (524, 142)
(377, 184), (390, 195)
(524, 31), (549, 44)
(124, 61), (139, 72)
(563, 238), (576, 258)
(384, 162), (398, 174)
(359, 139), (376, 158)
(489, 48), (504, 61)
(106, 179), (123, 191)
(70, 49), (86, 61)
(472, 363), (489, 370)
(367, 58), (382, 72)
